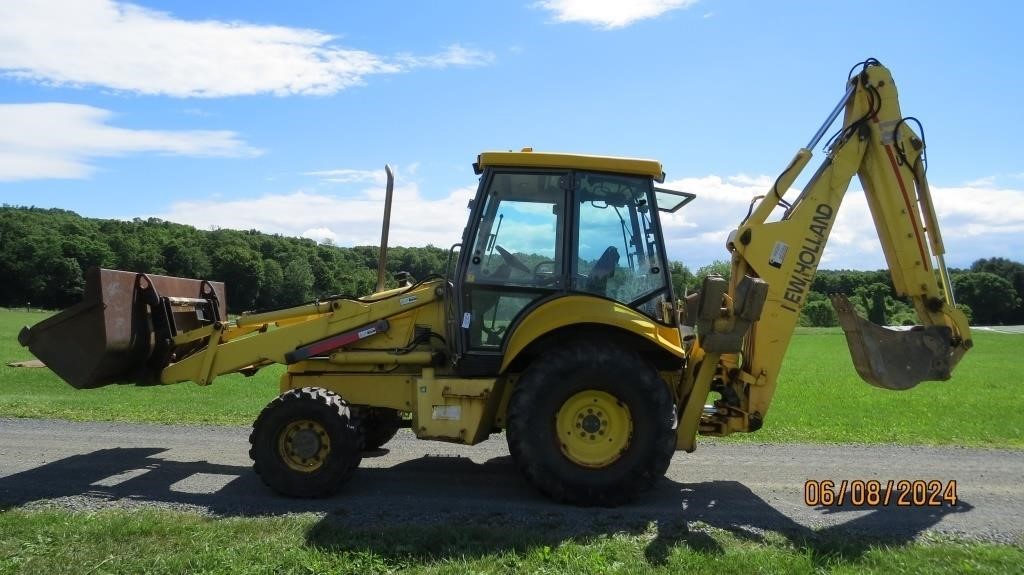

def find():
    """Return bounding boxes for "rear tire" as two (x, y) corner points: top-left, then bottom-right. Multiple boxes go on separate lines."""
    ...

(249, 387), (363, 498)
(506, 340), (676, 506)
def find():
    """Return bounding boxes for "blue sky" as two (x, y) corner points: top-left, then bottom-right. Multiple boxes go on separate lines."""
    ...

(1, 0), (1022, 270)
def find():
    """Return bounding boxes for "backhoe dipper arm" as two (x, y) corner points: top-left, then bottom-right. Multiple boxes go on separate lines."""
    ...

(703, 60), (971, 436)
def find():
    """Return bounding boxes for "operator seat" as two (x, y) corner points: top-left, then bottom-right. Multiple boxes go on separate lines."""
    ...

(586, 246), (619, 296)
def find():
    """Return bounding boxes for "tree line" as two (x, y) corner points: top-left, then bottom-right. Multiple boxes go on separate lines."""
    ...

(0, 206), (448, 313)
(670, 259), (1023, 327)
(2, 206), (1021, 325)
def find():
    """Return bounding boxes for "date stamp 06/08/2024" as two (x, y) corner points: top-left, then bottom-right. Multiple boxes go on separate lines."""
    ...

(803, 479), (959, 508)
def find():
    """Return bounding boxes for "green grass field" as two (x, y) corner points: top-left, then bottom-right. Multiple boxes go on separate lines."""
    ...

(732, 326), (1023, 447)
(1, 509), (1020, 575)
(2, 309), (1020, 447)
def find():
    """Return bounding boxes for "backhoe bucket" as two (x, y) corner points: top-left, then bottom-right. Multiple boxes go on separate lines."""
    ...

(18, 268), (225, 389)
(830, 294), (959, 390)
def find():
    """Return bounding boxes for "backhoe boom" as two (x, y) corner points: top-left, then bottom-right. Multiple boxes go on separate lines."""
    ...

(685, 60), (972, 440)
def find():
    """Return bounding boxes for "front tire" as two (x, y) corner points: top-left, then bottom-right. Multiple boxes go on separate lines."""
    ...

(506, 340), (676, 506)
(249, 387), (363, 497)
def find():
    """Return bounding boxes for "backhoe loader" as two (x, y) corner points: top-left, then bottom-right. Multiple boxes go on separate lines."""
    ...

(19, 59), (972, 506)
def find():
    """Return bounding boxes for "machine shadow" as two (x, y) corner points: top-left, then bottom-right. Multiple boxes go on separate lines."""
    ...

(0, 447), (972, 566)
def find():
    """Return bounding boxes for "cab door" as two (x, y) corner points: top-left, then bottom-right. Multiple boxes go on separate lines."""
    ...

(454, 170), (569, 374)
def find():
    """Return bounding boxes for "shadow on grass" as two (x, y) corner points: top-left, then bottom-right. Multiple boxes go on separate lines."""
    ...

(0, 447), (973, 567)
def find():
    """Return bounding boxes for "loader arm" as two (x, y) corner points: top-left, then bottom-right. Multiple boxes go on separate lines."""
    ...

(684, 60), (971, 441)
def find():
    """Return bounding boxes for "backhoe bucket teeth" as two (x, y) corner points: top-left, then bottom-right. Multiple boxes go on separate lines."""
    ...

(830, 294), (957, 390)
(18, 268), (226, 389)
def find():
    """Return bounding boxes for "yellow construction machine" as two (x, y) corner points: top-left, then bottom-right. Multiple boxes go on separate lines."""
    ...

(20, 59), (972, 505)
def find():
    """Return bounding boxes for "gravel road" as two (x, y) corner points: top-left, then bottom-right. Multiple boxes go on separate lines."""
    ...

(1, 418), (1021, 545)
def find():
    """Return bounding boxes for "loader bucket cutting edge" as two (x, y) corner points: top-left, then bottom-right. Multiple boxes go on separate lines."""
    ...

(829, 294), (962, 391)
(18, 267), (226, 389)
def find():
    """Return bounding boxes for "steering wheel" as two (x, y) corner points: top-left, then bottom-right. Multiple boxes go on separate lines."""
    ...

(533, 260), (556, 275)
(532, 260), (558, 287)
(495, 245), (531, 274)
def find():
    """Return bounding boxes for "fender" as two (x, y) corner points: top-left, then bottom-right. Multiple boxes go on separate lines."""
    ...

(500, 294), (683, 373)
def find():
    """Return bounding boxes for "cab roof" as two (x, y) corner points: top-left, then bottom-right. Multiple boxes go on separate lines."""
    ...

(474, 148), (665, 183)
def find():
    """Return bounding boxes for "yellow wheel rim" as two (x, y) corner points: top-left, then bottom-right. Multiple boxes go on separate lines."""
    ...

(277, 419), (331, 472)
(555, 390), (632, 468)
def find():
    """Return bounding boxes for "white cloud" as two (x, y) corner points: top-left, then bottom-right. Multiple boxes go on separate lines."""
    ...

(154, 183), (477, 248)
(930, 185), (1024, 237)
(535, 0), (698, 29)
(151, 170), (1024, 271)
(301, 227), (340, 244)
(658, 175), (1024, 270)
(397, 45), (493, 69)
(0, 103), (258, 181)
(962, 176), (996, 187)
(0, 0), (493, 98)
(304, 168), (389, 185)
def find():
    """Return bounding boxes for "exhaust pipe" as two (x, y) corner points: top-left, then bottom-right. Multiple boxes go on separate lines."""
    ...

(376, 164), (395, 293)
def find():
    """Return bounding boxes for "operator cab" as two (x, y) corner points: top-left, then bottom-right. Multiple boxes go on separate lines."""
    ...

(453, 149), (694, 373)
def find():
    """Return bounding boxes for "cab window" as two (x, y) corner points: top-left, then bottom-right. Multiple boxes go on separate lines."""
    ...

(574, 172), (669, 317)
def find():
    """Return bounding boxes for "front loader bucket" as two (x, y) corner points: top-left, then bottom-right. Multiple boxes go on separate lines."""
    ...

(18, 268), (225, 389)
(830, 294), (961, 390)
